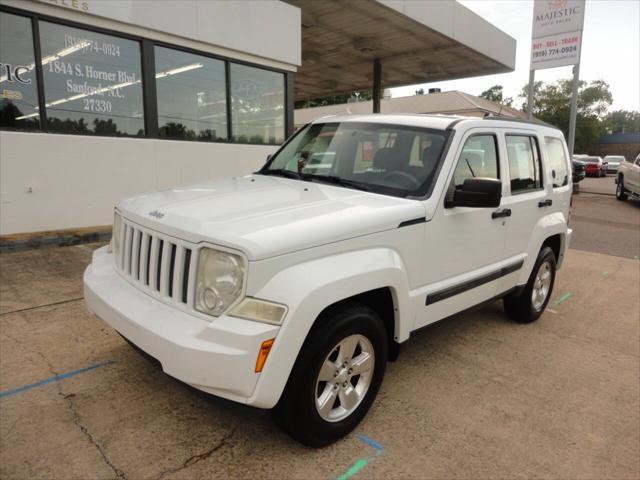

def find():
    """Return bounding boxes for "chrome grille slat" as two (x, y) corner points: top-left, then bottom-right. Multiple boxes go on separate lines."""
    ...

(159, 240), (171, 297)
(171, 244), (183, 301)
(115, 218), (196, 309)
(139, 232), (149, 285)
(131, 229), (141, 280)
(124, 225), (133, 275)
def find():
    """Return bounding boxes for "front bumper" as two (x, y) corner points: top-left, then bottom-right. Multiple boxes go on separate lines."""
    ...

(84, 246), (279, 405)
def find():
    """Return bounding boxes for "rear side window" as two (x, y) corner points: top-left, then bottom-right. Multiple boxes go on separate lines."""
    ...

(452, 134), (499, 188)
(506, 135), (543, 193)
(545, 137), (569, 188)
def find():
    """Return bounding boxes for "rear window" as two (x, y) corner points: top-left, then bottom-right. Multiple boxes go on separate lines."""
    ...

(545, 137), (569, 188)
(506, 135), (543, 193)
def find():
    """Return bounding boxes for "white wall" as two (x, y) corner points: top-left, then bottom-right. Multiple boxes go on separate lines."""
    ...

(0, 132), (278, 234)
(2, 0), (301, 71)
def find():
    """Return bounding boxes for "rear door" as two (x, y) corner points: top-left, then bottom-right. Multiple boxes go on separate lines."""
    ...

(497, 129), (549, 290)
(415, 129), (507, 329)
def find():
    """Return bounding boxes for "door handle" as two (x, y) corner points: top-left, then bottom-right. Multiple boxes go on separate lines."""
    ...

(491, 208), (512, 219)
(538, 199), (553, 208)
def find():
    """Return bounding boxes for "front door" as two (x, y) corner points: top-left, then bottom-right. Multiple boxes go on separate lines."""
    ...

(415, 130), (507, 330)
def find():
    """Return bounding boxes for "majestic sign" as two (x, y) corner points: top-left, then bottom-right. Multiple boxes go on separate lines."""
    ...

(530, 0), (585, 70)
(532, 0), (585, 37)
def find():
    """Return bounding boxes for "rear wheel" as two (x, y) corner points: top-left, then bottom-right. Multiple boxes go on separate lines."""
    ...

(616, 177), (628, 201)
(273, 302), (387, 447)
(504, 246), (556, 323)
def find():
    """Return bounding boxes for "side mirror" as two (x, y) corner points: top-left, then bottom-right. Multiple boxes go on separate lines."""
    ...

(446, 178), (502, 208)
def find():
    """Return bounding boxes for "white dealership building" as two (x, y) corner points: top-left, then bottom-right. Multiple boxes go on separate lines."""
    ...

(0, 0), (516, 241)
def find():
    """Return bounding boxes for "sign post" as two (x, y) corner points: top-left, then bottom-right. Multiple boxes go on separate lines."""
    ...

(527, 0), (586, 153)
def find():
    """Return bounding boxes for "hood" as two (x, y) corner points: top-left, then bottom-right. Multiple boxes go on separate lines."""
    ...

(118, 175), (425, 260)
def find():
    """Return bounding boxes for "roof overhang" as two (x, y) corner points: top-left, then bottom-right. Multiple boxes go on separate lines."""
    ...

(285, 0), (516, 101)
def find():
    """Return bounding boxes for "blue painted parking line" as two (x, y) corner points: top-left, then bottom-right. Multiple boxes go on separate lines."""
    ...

(357, 434), (384, 454)
(0, 360), (115, 399)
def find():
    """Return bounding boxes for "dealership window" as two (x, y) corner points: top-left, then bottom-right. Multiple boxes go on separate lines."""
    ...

(38, 21), (145, 136)
(0, 12), (40, 130)
(230, 63), (284, 144)
(545, 137), (569, 188)
(506, 135), (543, 193)
(155, 46), (227, 141)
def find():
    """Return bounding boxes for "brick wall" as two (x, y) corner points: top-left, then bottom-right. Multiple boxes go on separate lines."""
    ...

(589, 143), (640, 162)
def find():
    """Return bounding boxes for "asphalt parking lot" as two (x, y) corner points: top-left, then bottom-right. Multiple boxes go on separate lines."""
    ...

(1, 192), (639, 480)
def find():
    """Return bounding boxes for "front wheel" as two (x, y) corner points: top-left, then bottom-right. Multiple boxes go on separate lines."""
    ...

(273, 302), (387, 447)
(504, 246), (556, 323)
(616, 178), (628, 201)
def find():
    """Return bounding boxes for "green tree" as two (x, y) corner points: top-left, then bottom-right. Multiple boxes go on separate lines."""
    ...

(604, 110), (640, 133)
(479, 85), (513, 107)
(520, 79), (613, 153)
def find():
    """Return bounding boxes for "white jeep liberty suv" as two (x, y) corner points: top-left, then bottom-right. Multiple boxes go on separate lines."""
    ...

(84, 115), (573, 447)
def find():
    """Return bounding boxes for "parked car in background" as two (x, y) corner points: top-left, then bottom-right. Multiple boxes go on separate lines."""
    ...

(616, 153), (640, 201)
(582, 156), (607, 177)
(572, 159), (585, 192)
(603, 155), (625, 173)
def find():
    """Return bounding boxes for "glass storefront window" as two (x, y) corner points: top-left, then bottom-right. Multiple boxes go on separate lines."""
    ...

(39, 21), (144, 136)
(230, 63), (284, 144)
(155, 46), (227, 141)
(0, 12), (40, 129)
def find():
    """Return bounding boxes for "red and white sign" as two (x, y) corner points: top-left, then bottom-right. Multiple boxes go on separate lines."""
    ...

(531, 30), (582, 70)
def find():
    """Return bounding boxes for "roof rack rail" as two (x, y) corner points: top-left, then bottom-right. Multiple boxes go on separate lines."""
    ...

(480, 114), (556, 128)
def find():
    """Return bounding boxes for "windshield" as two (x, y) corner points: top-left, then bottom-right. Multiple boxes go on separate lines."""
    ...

(260, 122), (449, 198)
(584, 157), (601, 163)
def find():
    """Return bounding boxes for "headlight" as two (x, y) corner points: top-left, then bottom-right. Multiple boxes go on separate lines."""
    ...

(112, 212), (122, 260)
(229, 298), (288, 325)
(195, 248), (245, 317)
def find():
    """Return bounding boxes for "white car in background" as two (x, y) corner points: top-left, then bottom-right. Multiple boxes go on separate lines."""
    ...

(616, 153), (640, 201)
(604, 155), (625, 173)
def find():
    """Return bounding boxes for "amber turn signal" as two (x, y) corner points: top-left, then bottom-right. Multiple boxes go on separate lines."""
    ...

(255, 338), (275, 373)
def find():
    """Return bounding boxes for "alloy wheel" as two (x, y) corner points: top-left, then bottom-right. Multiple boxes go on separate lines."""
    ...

(314, 334), (374, 422)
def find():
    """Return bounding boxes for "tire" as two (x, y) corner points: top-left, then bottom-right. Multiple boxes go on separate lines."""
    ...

(273, 302), (388, 447)
(616, 177), (628, 201)
(504, 246), (556, 323)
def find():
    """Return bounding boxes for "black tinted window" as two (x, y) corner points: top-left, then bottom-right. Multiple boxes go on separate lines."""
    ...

(0, 12), (40, 129)
(545, 137), (569, 188)
(39, 21), (144, 136)
(506, 135), (543, 193)
(155, 46), (227, 141)
(452, 135), (499, 188)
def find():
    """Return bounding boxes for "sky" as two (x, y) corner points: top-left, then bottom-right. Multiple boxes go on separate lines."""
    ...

(391, 0), (640, 112)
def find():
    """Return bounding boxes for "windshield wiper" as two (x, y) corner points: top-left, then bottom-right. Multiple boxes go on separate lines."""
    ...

(258, 169), (303, 180)
(304, 174), (372, 192)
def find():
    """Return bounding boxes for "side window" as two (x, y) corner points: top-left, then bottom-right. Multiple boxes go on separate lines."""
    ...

(452, 134), (499, 188)
(506, 135), (543, 193)
(545, 137), (569, 188)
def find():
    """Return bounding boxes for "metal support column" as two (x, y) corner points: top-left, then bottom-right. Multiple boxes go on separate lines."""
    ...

(568, 62), (581, 155)
(285, 72), (295, 138)
(526, 69), (535, 120)
(373, 59), (381, 113)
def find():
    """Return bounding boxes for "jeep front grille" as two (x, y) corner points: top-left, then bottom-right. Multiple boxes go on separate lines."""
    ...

(116, 218), (195, 305)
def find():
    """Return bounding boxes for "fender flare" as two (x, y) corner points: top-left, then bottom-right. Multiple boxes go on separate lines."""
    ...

(517, 212), (568, 284)
(246, 248), (411, 408)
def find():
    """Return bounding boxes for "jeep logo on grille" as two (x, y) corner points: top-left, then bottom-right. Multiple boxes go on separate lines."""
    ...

(148, 210), (165, 219)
